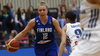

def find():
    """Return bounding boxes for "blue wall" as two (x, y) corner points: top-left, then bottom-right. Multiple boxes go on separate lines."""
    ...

(0, 46), (70, 56)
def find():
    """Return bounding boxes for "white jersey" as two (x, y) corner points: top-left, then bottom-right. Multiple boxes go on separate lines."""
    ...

(66, 22), (82, 51)
(70, 0), (100, 56)
(80, 0), (100, 41)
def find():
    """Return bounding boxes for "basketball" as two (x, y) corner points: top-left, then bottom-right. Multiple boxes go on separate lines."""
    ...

(5, 39), (19, 52)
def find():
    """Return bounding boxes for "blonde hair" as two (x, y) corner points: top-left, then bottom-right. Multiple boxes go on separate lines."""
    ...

(38, 1), (48, 9)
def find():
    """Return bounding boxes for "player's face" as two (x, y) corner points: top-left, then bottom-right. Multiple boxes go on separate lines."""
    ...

(38, 6), (48, 18)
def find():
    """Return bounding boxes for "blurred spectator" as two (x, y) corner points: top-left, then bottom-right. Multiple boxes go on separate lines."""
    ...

(26, 6), (38, 24)
(69, 0), (80, 22)
(60, 6), (66, 19)
(7, 2), (15, 17)
(15, 7), (27, 33)
(0, 31), (5, 47)
(69, 0), (79, 11)
(2, 5), (15, 33)
(0, 11), (5, 31)
(27, 29), (35, 47)
(9, 30), (17, 39)
(20, 36), (29, 47)
(57, 0), (68, 19)
(57, 5), (66, 28)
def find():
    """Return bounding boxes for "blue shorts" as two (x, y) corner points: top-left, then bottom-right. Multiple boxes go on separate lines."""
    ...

(34, 40), (58, 56)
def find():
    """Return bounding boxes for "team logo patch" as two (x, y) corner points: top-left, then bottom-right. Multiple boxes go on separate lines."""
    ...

(36, 20), (39, 22)
(49, 20), (51, 24)
(38, 23), (40, 25)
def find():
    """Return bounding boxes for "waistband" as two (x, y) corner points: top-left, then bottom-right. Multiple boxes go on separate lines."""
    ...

(35, 40), (54, 45)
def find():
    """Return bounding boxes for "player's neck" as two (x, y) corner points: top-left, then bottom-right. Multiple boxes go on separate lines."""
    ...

(39, 15), (47, 20)
(39, 15), (48, 24)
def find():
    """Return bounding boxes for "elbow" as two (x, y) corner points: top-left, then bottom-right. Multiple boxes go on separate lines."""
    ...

(61, 41), (66, 46)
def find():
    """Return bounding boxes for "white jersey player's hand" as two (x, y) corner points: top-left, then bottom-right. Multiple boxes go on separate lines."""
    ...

(64, 47), (68, 54)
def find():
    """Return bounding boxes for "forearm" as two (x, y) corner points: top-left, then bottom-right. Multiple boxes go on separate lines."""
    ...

(13, 26), (31, 40)
(58, 42), (66, 56)
(14, 30), (27, 40)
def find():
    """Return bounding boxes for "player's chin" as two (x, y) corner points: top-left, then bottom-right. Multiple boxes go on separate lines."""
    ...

(40, 15), (45, 17)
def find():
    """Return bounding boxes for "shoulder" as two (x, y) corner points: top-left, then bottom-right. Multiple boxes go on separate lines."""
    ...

(52, 17), (59, 25)
(52, 17), (58, 23)
(52, 17), (57, 21)
(30, 18), (35, 22)
(28, 18), (35, 26)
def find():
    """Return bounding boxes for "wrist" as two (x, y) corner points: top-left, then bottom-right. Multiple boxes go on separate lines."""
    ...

(58, 54), (61, 56)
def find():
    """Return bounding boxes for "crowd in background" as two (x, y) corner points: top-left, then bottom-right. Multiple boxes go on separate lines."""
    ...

(0, 0), (80, 48)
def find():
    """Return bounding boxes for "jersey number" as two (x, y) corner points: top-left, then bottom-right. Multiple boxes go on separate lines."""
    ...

(43, 33), (48, 39)
(74, 29), (82, 38)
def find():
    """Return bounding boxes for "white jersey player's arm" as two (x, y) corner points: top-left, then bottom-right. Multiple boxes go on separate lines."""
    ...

(88, 0), (100, 4)
(58, 25), (68, 56)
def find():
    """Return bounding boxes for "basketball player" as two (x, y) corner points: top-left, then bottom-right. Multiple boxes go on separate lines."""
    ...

(8, 1), (63, 56)
(70, 0), (100, 56)
(58, 11), (82, 56)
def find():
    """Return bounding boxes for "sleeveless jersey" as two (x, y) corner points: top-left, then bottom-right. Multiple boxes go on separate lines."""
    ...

(66, 22), (82, 51)
(80, 0), (100, 41)
(34, 16), (55, 44)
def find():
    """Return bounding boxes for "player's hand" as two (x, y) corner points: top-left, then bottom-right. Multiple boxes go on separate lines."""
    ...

(5, 39), (15, 49)
(64, 47), (68, 54)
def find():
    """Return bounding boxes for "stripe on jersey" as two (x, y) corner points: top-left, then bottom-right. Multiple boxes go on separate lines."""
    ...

(82, 33), (91, 40)
(88, 9), (99, 28)
(94, 9), (99, 27)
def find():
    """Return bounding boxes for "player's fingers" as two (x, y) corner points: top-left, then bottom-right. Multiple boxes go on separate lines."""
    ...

(64, 50), (68, 54)
(64, 48), (68, 54)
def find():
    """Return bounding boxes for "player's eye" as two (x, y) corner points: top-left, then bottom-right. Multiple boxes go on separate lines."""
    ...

(43, 9), (45, 11)
(39, 10), (41, 12)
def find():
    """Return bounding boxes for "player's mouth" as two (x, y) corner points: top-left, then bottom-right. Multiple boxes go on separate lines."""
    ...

(40, 14), (45, 17)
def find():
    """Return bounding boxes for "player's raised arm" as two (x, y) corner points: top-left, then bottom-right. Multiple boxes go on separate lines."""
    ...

(13, 18), (35, 40)
(88, 0), (100, 4)
(52, 18), (62, 37)
(58, 25), (67, 56)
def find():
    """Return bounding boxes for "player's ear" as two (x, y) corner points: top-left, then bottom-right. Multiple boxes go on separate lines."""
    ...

(66, 18), (70, 23)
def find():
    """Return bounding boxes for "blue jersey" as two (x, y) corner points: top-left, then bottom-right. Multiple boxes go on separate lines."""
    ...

(34, 16), (55, 44)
